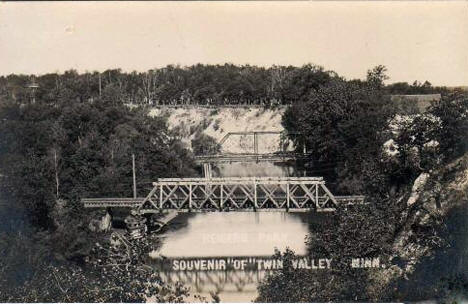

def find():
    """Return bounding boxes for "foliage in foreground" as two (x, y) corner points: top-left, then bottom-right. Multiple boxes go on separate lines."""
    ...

(256, 204), (398, 302)
(0, 228), (189, 303)
(257, 199), (468, 303)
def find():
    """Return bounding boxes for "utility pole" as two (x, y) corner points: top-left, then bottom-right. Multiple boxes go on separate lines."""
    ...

(98, 73), (102, 97)
(132, 154), (137, 198)
(54, 148), (59, 198)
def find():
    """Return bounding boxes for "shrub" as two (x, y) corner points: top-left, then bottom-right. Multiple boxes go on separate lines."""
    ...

(191, 133), (221, 156)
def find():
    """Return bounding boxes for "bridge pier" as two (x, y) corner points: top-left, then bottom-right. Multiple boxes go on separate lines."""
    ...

(148, 211), (179, 233)
(203, 163), (213, 179)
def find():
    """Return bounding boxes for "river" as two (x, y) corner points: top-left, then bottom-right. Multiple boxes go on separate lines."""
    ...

(150, 211), (321, 302)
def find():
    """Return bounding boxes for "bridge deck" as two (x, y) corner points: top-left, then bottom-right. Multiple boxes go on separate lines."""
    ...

(195, 152), (312, 164)
(82, 197), (144, 208)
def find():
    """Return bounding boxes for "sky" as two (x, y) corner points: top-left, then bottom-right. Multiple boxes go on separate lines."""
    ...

(0, 1), (467, 86)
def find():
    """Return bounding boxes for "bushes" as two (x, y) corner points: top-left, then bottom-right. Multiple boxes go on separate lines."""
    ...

(380, 113), (443, 185)
(429, 94), (468, 162)
(191, 133), (221, 156)
(0, 230), (189, 303)
(379, 93), (468, 187)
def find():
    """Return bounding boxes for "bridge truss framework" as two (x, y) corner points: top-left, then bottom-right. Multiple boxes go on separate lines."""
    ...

(83, 177), (365, 213)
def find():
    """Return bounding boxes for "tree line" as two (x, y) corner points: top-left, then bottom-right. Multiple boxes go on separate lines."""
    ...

(0, 64), (450, 107)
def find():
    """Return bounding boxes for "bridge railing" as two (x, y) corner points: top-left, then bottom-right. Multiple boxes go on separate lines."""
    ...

(216, 131), (306, 156)
(82, 197), (144, 208)
(155, 176), (323, 184)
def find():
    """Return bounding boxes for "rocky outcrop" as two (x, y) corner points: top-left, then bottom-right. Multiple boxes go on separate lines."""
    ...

(406, 173), (430, 207)
(368, 153), (468, 297)
(88, 212), (112, 232)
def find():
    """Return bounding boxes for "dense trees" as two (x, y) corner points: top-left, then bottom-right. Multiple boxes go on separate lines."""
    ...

(429, 93), (468, 161)
(386, 80), (450, 95)
(0, 64), (449, 108)
(0, 64), (332, 106)
(0, 100), (197, 229)
(282, 75), (396, 194)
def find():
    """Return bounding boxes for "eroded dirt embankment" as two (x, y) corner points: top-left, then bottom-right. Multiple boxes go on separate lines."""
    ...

(149, 107), (290, 154)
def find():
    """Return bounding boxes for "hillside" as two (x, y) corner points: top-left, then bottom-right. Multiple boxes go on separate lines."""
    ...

(149, 107), (293, 154)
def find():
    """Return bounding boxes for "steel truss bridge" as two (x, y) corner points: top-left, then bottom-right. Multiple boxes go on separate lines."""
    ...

(82, 176), (365, 213)
(195, 131), (308, 165)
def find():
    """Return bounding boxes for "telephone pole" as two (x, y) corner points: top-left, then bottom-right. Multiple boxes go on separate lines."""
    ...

(98, 73), (102, 97)
(132, 154), (137, 198)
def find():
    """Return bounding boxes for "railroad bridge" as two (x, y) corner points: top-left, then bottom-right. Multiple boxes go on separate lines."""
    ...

(82, 176), (365, 213)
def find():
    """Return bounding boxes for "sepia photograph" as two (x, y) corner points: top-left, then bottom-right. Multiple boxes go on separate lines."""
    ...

(0, 1), (467, 303)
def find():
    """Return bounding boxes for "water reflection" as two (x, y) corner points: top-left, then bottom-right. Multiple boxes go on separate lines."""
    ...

(158, 213), (308, 257)
(214, 162), (294, 178)
(152, 212), (311, 302)
(159, 268), (268, 293)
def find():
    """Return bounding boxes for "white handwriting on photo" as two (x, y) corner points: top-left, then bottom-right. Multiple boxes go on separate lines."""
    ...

(202, 232), (290, 244)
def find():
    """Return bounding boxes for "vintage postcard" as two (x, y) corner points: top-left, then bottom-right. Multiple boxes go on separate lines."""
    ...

(0, 1), (467, 303)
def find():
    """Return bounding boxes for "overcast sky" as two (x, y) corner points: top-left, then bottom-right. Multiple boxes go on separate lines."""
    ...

(0, 1), (467, 86)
